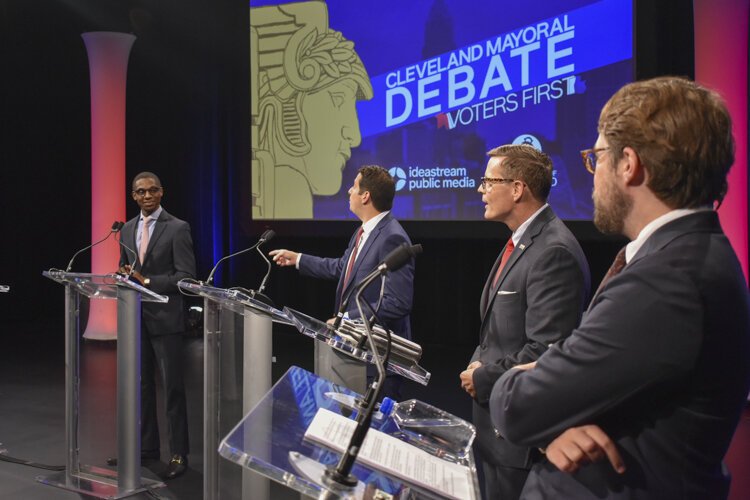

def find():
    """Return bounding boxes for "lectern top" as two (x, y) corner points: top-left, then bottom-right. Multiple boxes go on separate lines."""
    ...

(42, 270), (168, 303)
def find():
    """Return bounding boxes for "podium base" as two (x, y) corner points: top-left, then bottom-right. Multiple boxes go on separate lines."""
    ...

(37, 464), (165, 499)
(289, 452), (365, 497)
(82, 329), (117, 341)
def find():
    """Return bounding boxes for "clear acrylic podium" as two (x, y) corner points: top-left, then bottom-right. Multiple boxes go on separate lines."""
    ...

(220, 366), (480, 500)
(40, 271), (169, 499)
(178, 280), (435, 500)
(177, 280), (294, 500)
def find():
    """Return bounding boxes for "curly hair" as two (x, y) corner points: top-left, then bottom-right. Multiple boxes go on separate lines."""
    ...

(598, 77), (734, 208)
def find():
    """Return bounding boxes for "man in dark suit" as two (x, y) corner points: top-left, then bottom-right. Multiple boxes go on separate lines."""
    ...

(459, 144), (591, 499)
(270, 165), (414, 398)
(491, 77), (750, 499)
(113, 171), (196, 481)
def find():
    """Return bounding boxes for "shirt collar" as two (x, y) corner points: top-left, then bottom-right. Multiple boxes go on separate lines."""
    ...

(141, 206), (163, 223)
(511, 203), (548, 246)
(625, 207), (710, 262)
(362, 210), (389, 235)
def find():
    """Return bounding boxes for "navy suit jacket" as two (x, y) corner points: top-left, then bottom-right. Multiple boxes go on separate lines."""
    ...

(471, 206), (590, 469)
(491, 212), (750, 499)
(119, 209), (197, 336)
(298, 213), (414, 338)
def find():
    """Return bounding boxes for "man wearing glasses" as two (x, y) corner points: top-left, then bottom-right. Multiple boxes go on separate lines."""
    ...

(459, 144), (590, 499)
(491, 77), (750, 498)
(111, 171), (197, 481)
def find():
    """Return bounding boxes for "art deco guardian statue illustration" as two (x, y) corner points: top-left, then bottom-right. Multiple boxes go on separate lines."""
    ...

(251, 1), (373, 219)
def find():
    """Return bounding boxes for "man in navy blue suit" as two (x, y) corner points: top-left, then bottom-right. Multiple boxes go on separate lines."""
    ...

(270, 165), (414, 398)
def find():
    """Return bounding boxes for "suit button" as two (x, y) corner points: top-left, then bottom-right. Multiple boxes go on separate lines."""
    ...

(494, 428), (502, 438)
(481, 344), (487, 350)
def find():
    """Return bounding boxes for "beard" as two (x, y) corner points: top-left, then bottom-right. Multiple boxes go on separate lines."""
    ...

(593, 180), (632, 235)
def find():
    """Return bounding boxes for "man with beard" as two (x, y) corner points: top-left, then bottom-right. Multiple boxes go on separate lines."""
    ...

(460, 144), (590, 499)
(490, 77), (750, 499)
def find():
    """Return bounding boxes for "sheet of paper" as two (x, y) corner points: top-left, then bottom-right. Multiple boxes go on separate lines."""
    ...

(304, 408), (475, 500)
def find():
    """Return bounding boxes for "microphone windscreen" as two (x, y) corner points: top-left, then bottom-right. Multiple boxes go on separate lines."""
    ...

(383, 243), (422, 272)
(111, 221), (125, 232)
(261, 229), (275, 242)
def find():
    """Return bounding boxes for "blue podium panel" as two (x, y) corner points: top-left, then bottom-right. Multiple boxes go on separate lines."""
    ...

(219, 366), (480, 500)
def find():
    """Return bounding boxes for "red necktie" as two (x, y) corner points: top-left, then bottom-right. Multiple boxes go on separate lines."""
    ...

(342, 227), (364, 293)
(492, 238), (515, 288)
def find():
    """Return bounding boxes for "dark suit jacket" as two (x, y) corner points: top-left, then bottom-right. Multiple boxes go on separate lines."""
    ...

(471, 206), (590, 469)
(491, 211), (750, 499)
(119, 209), (197, 336)
(299, 212), (414, 338)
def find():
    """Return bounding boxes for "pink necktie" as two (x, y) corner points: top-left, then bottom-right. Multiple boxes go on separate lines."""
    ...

(139, 216), (151, 263)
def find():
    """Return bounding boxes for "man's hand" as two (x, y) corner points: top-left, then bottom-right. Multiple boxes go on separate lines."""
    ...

(118, 265), (146, 286)
(545, 425), (625, 474)
(130, 269), (147, 286)
(460, 361), (481, 398)
(513, 360), (537, 371)
(269, 249), (300, 267)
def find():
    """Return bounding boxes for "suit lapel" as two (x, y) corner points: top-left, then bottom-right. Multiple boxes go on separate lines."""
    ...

(481, 238), (529, 323)
(340, 215), (389, 300)
(480, 207), (554, 323)
(140, 210), (169, 267)
(480, 253), (503, 317)
(584, 211), (718, 316)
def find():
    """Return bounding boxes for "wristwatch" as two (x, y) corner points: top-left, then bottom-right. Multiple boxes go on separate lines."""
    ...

(143, 277), (151, 287)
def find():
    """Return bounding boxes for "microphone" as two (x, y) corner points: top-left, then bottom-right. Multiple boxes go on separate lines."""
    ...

(65, 221), (124, 272)
(379, 243), (423, 273)
(332, 243), (422, 329)
(205, 229), (274, 285)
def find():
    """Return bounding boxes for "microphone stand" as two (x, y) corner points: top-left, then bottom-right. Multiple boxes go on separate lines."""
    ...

(249, 239), (275, 307)
(117, 231), (139, 277)
(205, 242), (263, 286)
(65, 222), (123, 272)
(323, 269), (391, 488)
(205, 229), (275, 286)
(332, 272), (385, 332)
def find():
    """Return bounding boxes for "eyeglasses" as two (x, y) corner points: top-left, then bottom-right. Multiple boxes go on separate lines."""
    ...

(133, 187), (162, 197)
(479, 177), (516, 190)
(580, 147), (610, 174)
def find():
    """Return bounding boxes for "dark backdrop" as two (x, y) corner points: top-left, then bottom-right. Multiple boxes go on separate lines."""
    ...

(0, 0), (693, 393)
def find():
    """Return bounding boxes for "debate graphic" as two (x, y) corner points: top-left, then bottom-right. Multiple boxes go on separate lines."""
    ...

(250, 0), (633, 221)
(250, 1), (374, 219)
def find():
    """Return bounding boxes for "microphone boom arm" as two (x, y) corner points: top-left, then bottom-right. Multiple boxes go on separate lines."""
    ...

(325, 269), (388, 487)
(65, 221), (124, 272)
